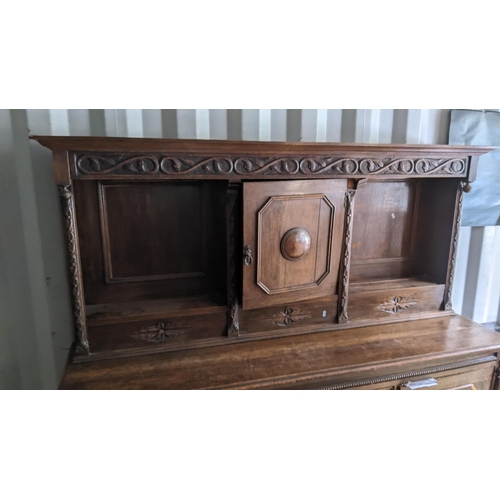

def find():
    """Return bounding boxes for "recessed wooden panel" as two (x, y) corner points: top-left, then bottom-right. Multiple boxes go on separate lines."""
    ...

(348, 282), (445, 323)
(352, 181), (418, 260)
(238, 296), (338, 338)
(243, 179), (347, 310)
(99, 182), (206, 283)
(256, 194), (334, 293)
(87, 310), (227, 355)
(351, 180), (420, 281)
(74, 180), (226, 305)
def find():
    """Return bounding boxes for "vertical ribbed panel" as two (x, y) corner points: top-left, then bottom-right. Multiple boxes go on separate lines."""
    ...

(452, 226), (500, 323)
(141, 110), (162, 138)
(271, 110), (287, 141)
(209, 110), (227, 140)
(1, 108), (497, 389)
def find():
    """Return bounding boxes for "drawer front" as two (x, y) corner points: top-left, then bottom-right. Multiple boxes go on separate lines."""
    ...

(398, 362), (496, 390)
(317, 356), (498, 390)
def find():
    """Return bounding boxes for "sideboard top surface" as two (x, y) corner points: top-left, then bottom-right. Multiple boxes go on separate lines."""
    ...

(61, 315), (500, 390)
(30, 135), (495, 156)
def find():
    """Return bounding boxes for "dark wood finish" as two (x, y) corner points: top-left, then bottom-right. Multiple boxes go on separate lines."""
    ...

(326, 357), (497, 390)
(348, 279), (445, 323)
(86, 309), (227, 354)
(31, 136), (499, 390)
(351, 180), (420, 281)
(52, 150), (71, 185)
(60, 315), (500, 389)
(280, 227), (312, 261)
(413, 178), (464, 305)
(242, 179), (346, 310)
(444, 181), (467, 310)
(238, 296), (338, 338)
(73, 180), (227, 305)
(338, 188), (356, 323)
(86, 294), (226, 326)
(32, 136), (492, 154)
(70, 153), (474, 180)
(98, 182), (207, 283)
(494, 366), (500, 390)
(226, 183), (240, 337)
(58, 185), (89, 354)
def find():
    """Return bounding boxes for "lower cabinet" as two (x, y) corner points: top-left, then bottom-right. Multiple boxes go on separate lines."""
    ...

(318, 356), (499, 390)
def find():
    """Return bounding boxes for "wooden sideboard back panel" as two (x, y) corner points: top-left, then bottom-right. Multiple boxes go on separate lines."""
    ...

(351, 180), (420, 281)
(74, 180), (227, 305)
(414, 178), (462, 288)
(29, 136), (494, 360)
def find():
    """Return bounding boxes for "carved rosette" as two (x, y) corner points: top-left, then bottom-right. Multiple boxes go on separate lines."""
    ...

(445, 181), (467, 310)
(377, 296), (418, 314)
(131, 321), (191, 343)
(58, 185), (89, 355)
(339, 190), (355, 323)
(269, 307), (311, 327)
(75, 154), (468, 178)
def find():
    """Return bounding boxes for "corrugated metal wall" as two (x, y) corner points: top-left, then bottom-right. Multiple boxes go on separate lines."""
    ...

(1, 109), (498, 389)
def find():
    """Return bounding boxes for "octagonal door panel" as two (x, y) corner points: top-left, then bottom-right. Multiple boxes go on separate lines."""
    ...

(242, 180), (348, 310)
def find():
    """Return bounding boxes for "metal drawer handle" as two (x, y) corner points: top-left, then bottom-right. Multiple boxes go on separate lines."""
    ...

(400, 378), (438, 390)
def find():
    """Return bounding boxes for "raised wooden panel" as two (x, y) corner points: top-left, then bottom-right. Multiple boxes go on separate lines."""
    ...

(238, 296), (338, 338)
(74, 180), (226, 305)
(242, 180), (347, 310)
(351, 181), (420, 282)
(348, 280), (445, 324)
(98, 182), (206, 283)
(256, 194), (334, 294)
(86, 309), (227, 356)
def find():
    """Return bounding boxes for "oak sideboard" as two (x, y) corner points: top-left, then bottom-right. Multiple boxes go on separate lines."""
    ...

(31, 136), (500, 389)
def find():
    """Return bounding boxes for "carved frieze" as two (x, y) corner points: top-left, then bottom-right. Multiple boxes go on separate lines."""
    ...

(75, 154), (468, 178)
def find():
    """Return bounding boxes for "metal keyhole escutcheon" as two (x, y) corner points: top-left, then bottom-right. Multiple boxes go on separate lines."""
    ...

(243, 245), (253, 266)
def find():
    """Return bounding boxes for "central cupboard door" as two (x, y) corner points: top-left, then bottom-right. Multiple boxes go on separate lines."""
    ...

(242, 180), (348, 310)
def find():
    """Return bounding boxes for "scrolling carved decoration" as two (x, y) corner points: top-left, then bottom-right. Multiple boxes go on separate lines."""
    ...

(75, 154), (468, 178)
(58, 185), (90, 355)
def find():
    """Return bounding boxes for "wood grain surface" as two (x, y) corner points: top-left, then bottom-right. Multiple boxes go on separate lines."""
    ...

(61, 315), (500, 390)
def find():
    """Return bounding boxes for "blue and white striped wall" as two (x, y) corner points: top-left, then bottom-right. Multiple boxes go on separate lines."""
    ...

(1, 109), (498, 389)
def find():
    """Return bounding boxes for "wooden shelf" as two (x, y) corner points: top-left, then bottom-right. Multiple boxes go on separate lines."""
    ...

(349, 276), (440, 293)
(86, 294), (226, 327)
